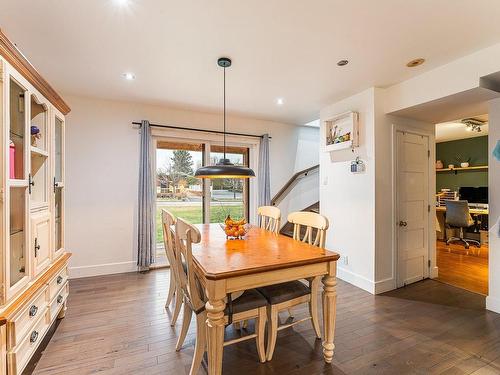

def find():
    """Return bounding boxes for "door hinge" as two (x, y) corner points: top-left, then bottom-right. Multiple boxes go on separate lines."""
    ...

(428, 204), (431, 213)
(428, 260), (431, 268)
(427, 150), (430, 158)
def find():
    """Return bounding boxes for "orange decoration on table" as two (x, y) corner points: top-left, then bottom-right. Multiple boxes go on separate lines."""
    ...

(223, 215), (248, 239)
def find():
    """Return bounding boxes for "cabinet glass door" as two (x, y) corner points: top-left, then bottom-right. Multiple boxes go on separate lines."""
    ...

(9, 78), (27, 181)
(30, 95), (49, 208)
(10, 187), (27, 287)
(8, 77), (29, 289)
(54, 116), (64, 254)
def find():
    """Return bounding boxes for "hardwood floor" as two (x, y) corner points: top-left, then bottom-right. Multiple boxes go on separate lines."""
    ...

(436, 240), (489, 295)
(27, 269), (500, 375)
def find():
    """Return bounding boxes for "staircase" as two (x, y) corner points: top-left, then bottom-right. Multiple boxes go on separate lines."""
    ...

(279, 201), (320, 238)
(270, 164), (320, 238)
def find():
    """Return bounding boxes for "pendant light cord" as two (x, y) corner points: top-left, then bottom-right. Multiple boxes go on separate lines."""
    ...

(223, 66), (226, 160)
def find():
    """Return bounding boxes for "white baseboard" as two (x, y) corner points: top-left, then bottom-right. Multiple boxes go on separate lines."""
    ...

(431, 266), (439, 279)
(486, 295), (500, 314)
(336, 266), (375, 294)
(69, 261), (137, 279)
(374, 277), (396, 294)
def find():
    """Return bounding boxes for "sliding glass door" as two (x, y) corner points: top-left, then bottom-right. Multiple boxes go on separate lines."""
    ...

(155, 141), (204, 256)
(209, 145), (249, 223)
(155, 140), (250, 258)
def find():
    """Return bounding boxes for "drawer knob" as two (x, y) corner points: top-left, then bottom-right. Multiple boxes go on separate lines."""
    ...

(57, 295), (63, 304)
(57, 276), (63, 284)
(30, 330), (39, 343)
(29, 305), (38, 317)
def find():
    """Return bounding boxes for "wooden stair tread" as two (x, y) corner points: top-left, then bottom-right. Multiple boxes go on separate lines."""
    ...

(279, 202), (320, 237)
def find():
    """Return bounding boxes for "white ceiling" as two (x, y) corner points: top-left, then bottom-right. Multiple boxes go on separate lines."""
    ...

(436, 115), (489, 142)
(2, 1), (500, 124)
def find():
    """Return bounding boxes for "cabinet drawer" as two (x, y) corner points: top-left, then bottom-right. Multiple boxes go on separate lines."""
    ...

(49, 282), (68, 322)
(48, 266), (68, 302)
(7, 311), (49, 375)
(7, 286), (48, 349)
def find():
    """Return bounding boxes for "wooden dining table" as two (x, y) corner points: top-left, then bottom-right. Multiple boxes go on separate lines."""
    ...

(191, 224), (340, 374)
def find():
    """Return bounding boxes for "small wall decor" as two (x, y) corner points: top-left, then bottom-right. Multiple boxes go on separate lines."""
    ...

(493, 140), (500, 161)
(324, 111), (359, 152)
(350, 157), (365, 173)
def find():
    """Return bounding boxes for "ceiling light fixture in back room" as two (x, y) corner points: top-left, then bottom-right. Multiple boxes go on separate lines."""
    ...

(194, 57), (256, 179)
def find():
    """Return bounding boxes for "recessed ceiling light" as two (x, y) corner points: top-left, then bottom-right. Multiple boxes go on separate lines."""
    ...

(406, 58), (425, 68)
(122, 72), (135, 81)
(276, 98), (284, 105)
(337, 59), (349, 66)
(114, 0), (129, 6)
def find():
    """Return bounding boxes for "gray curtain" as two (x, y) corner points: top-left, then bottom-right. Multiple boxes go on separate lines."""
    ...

(137, 120), (155, 270)
(258, 134), (271, 207)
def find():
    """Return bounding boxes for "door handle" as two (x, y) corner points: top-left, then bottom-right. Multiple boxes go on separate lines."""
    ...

(399, 221), (408, 227)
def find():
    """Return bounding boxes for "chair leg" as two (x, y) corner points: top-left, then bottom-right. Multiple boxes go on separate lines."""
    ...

(171, 289), (183, 327)
(189, 312), (207, 375)
(266, 305), (279, 361)
(255, 308), (267, 363)
(165, 275), (176, 309)
(176, 302), (193, 351)
(309, 277), (321, 339)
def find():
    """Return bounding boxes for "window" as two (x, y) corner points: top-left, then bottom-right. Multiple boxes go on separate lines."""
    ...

(155, 140), (251, 260)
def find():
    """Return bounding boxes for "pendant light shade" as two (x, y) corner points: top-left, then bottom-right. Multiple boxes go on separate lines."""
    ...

(194, 57), (256, 179)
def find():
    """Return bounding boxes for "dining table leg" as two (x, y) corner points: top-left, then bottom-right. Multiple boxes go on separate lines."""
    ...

(205, 280), (226, 375)
(322, 262), (337, 364)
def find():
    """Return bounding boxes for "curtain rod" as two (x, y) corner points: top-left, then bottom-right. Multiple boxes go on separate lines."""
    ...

(132, 121), (271, 139)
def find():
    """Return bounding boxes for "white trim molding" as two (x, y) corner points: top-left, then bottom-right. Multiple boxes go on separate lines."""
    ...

(336, 266), (376, 294)
(69, 261), (137, 279)
(486, 295), (500, 314)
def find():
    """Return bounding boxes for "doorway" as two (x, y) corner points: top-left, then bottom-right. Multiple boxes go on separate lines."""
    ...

(395, 130), (431, 287)
(434, 116), (489, 295)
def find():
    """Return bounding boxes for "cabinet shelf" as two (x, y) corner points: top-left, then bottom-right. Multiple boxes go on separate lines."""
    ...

(436, 165), (488, 172)
(31, 146), (49, 158)
(9, 130), (24, 139)
(10, 229), (23, 236)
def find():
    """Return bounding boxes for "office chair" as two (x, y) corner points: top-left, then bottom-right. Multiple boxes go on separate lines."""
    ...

(445, 200), (480, 249)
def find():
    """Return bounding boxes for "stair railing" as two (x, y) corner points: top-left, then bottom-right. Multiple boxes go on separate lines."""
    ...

(271, 164), (319, 207)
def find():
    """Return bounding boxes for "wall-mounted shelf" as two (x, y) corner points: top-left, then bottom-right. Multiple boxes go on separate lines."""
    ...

(436, 165), (488, 172)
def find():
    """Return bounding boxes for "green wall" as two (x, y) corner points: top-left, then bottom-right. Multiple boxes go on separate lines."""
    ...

(436, 136), (488, 192)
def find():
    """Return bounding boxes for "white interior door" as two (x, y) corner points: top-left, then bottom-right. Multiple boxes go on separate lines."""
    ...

(397, 131), (430, 287)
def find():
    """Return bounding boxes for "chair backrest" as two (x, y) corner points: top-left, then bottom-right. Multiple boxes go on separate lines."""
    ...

(445, 200), (473, 228)
(257, 206), (281, 233)
(161, 209), (177, 266)
(174, 217), (204, 313)
(287, 211), (329, 248)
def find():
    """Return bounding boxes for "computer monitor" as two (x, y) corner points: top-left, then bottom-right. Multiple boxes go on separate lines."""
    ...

(459, 186), (488, 204)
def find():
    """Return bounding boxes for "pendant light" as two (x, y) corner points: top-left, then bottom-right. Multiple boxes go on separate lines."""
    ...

(194, 57), (256, 179)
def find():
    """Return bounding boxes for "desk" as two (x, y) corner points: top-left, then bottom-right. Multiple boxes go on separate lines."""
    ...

(435, 206), (489, 241)
(192, 224), (340, 375)
(436, 206), (489, 215)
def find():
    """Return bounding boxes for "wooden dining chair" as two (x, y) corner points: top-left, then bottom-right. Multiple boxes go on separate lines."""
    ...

(258, 206), (281, 233)
(174, 218), (268, 374)
(257, 211), (329, 361)
(161, 209), (184, 327)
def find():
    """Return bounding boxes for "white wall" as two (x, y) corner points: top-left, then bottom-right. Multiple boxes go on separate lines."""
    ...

(319, 88), (434, 294)
(320, 88), (377, 292)
(487, 99), (500, 312)
(64, 95), (319, 278)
